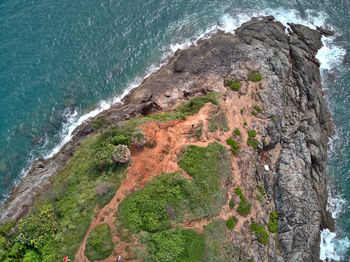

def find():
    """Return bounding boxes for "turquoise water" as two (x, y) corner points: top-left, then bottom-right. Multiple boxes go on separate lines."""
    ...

(0, 0), (349, 259)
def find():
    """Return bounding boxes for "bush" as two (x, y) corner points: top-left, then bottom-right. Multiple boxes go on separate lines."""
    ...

(250, 223), (269, 246)
(243, 121), (247, 126)
(233, 128), (241, 136)
(253, 105), (262, 113)
(247, 129), (259, 149)
(208, 111), (229, 133)
(248, 73), (262, 82)
(229, 200), (235, 209)
(111, 135), (130, 146)
(226, 137), (240, 156)
(225, 79), (241, 91)
(235, 188), (251, 216)
(85, 223), (113, 261)
(17, 204), (58, 250)
(257, 185), (265, 196)
(176, 93), (219, 116)
(23, 250), (41, 262)
(147, 229), (205, 262)
(226, 217), (237, 230)
(113, 145), (131, 163)
(268, 211), (279, 233)
(132, 129), (146, 147)
(237, 199), (251, 216)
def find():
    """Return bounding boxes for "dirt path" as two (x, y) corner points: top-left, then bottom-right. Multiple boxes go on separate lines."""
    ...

(75, 82), (266, 261)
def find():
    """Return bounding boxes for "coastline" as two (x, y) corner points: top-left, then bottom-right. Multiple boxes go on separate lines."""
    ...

(0, 16), (339, 261)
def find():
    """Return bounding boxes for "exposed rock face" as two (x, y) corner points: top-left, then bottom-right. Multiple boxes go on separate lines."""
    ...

(0, 17), (333, 261)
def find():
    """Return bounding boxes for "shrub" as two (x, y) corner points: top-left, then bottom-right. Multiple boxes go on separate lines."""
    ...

(132, 129), (146, 147)
(17, 204), (58, 249)
(250, 222), (269, 246)
(270, 116), (276, 120)
(229, 200), (235, 209)
(247, 129), (259, 149)
(91, 118), (110, 130)
(237, 199), (251, 216)
(243, 121), (247, 126)
(235, 188), (251, 216)
(91, 144), (116, 172)
(226, 137), (240, 156)
(251, 111), (257, 116)
(233, 128), (241, 136)
(208, 112), (229, 133)
(225, 79), (241, 91)
(248, 73), (262, 82)
(95, 182), (112, 196)
(111, 135), (129, 146)
(253, 105), (262, 113)
(113, 145), (131, 163)
(257, 185), (266, 196)
(147, 229), (205, 262)
(263, 140), (267, 147)
(175, 93), (219, 116)
(268, 211), (279, 233)
(23, 250), (41, 262)
(85, 223), (113, 261)
(240, 108), (244, 114)
(226, 217), (237, 230)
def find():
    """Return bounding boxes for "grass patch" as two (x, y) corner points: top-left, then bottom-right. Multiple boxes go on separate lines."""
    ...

(253, 105), (262, 113)
(146, 228), (205, 262)
(247, 129), (259, 149)
(233, 128), (241, 136)
(188, 121), (203, 139)
(251, 222), (269, 246)
(257, 185), (266, 196)
(175, 93), (219, 116)
(229, 199), (235, 209)
(208, 111), (229, 133)
(225, 79), (241, 91)
(226, 137), (240, 156)
(248, 73), (262, 82)
(235, 188), (251, 216)
(204, 219), (238, 261)
(268, 211), (279, 233)
(85, 223), (113, 261)
(226, 217), (238, 230)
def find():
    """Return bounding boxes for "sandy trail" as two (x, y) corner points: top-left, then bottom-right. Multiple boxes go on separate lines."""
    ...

(75, 83), (266, 261)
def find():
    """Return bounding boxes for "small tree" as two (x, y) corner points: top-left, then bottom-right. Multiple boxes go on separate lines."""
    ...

(113, 145), (130, 163)
(132, 129), (146, 147)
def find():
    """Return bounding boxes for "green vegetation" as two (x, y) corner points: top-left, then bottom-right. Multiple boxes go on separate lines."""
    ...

(226, 137), (240, 156)
(208, 111), (229, 133)
(111, 134), (130, 146)
(257, 185), (266, 196)
(233, 128), (241, 136)
(85, 223), (113, 261)
(175, 93), (219, 117)
(146, 228), (205, 262)
(118, 143), (232, 233)
(91, 118), (111, 131)
(240, 108), (244, 114)
(248, 73), (262, 82)
(229, 199), (235, 209)
(131, 129), (146, 147)
(204, 219), (237, 261)
(254, 162), (258, 169)
(270, 116), (276, 121)
(251, 222), (269, 246)
(263, 140), (267, 147)
(112, 144), (130, 163)
(225, 79), (241, 91)
(253, 105), (262, 113)
(244, 121), (247, 126)
(226, 217), (238, 230)
(189, 121), (203, 139)
(247, 129), (259, 149)
(268, 211), (279, 233)
(235, 188), (251, 216)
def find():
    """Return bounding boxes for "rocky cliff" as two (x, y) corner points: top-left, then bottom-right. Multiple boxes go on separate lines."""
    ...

(0, 16), (334, 261)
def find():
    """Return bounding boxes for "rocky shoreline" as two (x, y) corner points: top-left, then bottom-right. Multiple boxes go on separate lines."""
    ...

(0, 16), (335, 261)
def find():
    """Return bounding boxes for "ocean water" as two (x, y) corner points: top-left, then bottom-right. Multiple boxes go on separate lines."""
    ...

(0, 0), (349, 260)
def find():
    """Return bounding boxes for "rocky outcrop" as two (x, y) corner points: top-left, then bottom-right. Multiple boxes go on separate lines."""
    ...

(0, 16), (333, 261)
